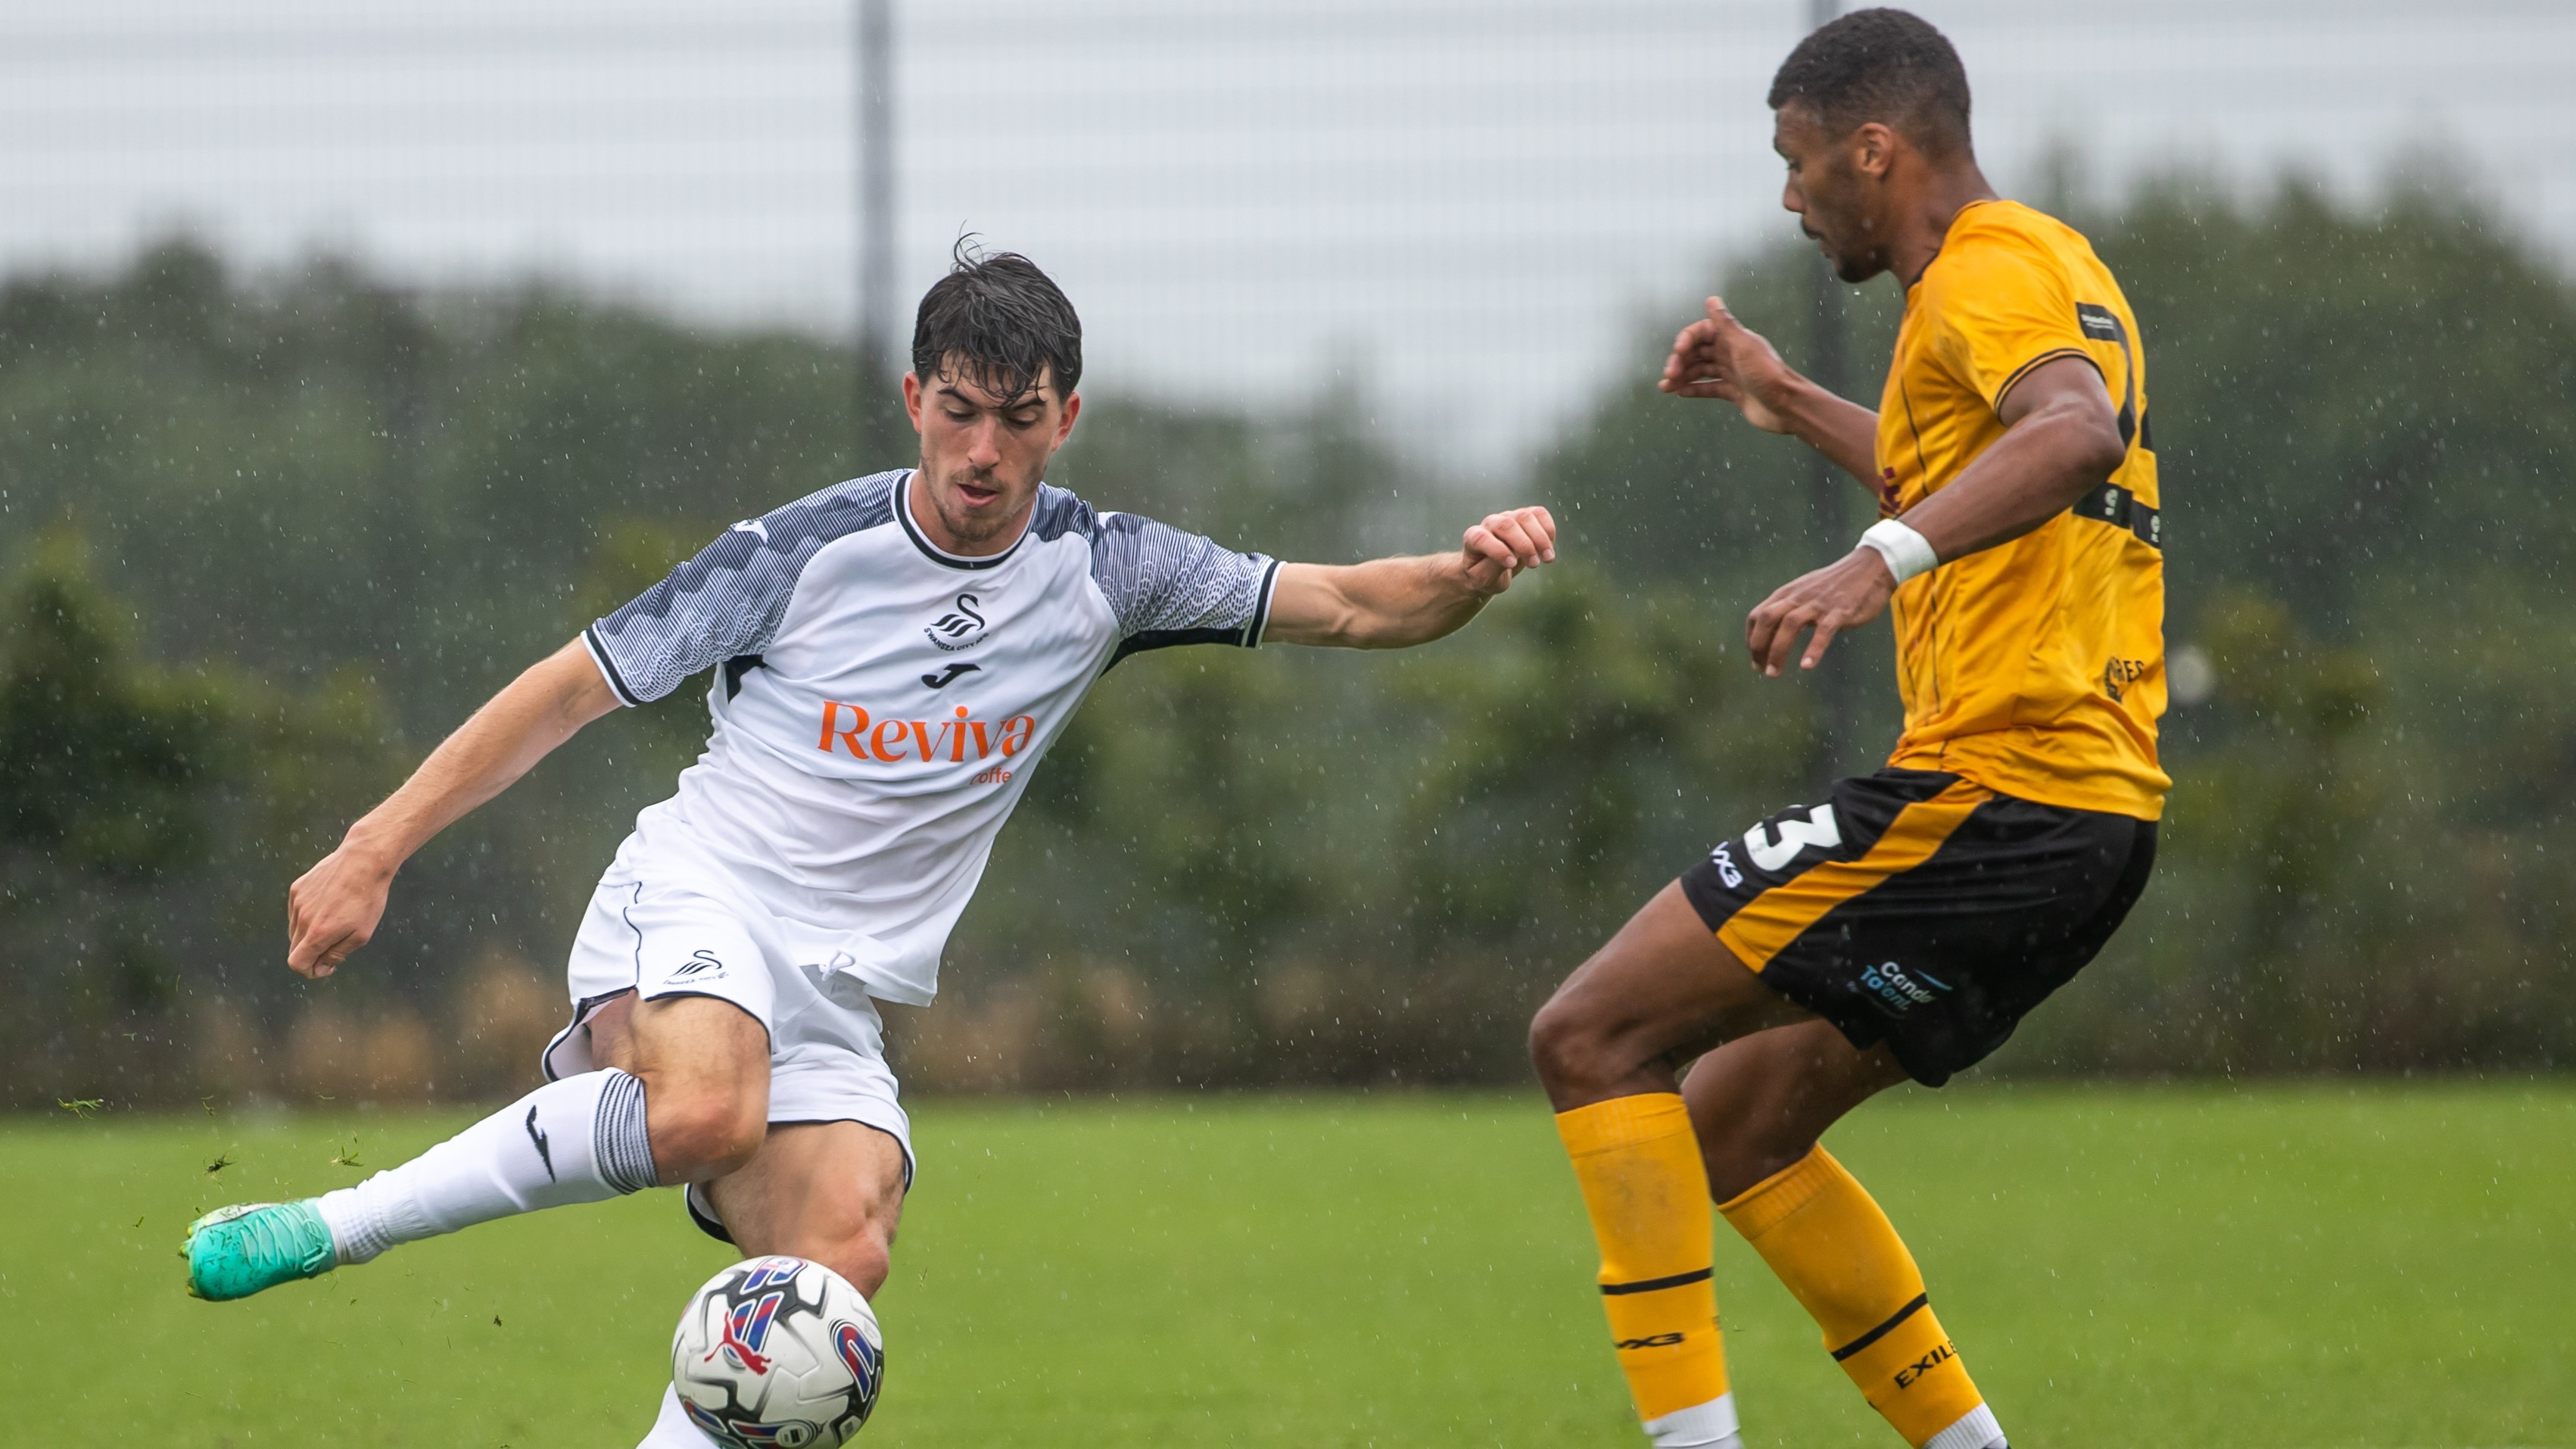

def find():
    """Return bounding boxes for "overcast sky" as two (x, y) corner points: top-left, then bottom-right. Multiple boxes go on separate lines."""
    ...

(2, 0), (2566, 467)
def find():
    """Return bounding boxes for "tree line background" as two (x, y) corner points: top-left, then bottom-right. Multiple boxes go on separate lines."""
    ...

(6, 167), (2571, 1108)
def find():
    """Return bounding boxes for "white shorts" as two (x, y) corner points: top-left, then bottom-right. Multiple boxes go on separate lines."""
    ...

(541, 871), (917, 1195)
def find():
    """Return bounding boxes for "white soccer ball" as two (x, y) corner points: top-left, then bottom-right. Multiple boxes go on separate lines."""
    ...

(671, 1255), (885, 1448)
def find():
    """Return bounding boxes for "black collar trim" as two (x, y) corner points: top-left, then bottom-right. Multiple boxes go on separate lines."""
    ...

(893, 471), (1031, 571)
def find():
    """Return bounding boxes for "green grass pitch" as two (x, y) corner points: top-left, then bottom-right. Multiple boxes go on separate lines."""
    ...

(3, 1083), (2567, 1446)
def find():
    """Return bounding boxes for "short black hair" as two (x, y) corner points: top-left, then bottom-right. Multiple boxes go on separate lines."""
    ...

(1767, 8), (1972, 156)
(909, 238), (1082, 407)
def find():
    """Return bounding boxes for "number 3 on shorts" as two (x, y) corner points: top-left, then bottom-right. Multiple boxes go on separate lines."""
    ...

(1744, 804), (1841, 872)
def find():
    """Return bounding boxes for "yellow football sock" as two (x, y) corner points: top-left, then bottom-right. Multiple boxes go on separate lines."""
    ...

(1555, 1094), (1737, 1447)
(1718, 1145), (1997, 1449)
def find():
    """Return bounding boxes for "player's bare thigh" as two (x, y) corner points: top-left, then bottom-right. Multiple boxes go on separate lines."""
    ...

(1680, 1020), (1909, 1200)
(1529, 880), (1816, 1110)
(587, 991), (773, 1184)
(706, 1122), (908, 1298)
(1526, 881), (1911, 1195)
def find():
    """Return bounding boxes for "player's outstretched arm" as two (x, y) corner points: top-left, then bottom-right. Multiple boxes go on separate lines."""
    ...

(1662, 297), (1881, 488)
(286, 640), (621, 979)
(1263, 505), (1557, 649)
(1743, 355), (2127, 677)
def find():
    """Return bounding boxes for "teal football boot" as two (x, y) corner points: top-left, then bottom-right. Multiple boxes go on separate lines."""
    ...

(182, 1201), (336, 1301)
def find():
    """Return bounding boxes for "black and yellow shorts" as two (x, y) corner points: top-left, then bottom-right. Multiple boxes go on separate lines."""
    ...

(1678, 768), (2156, 1086)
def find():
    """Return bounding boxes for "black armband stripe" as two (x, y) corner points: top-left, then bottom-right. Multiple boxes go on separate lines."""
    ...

(582, 624), (644, 708)
(1244, 558), (1282, 647)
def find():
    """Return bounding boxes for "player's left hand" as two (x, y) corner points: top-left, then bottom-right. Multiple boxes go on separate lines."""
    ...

(1460, 505), (1557, 595)
(1746, 547), (1895, 676)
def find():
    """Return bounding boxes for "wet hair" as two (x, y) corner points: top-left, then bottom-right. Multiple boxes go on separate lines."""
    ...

(1767, 8), (1973, 157)
(909, 238), (1082, 407)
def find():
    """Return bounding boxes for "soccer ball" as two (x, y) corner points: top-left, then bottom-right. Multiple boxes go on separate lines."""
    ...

(671, 1255), (885, 1448)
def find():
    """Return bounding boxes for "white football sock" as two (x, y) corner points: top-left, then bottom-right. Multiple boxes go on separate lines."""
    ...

(1922, 1402), (2005, 1449)
(315, 1068), (658, 1264)
(640, 1384), (720, 1447)
(1642, 1391), (1741, 1447)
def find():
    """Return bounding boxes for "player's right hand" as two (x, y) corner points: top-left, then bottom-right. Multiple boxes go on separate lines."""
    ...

(1659, 297), (1800, 434)
(286, 839), (397, 979)
(1745, 547), (1897, 678)
(1459, 504), (1558, 596)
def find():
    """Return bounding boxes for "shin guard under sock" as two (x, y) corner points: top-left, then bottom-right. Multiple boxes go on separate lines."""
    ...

(316, 1068), (659, 1264)
(1718, 1144), (1995, 1448)
(1556, 1093), (1737, 1447)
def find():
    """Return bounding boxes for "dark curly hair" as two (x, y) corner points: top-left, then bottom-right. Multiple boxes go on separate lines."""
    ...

(1767, 8), (1973, 157)
(910, 238), (1082, 407)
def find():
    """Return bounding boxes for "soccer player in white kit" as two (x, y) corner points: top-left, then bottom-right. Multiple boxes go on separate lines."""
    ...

(181, 249), (1559, 1442)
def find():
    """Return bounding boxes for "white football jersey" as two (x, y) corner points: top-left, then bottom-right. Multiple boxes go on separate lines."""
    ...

(582, 469), (1278, 1005)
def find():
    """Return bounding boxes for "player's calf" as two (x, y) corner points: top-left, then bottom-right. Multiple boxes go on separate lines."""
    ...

(1530, 886), (1809, 1448)
(1687, 1030), (2003, 1449)
(185, 1066), (662, 1301)
(183, 995), (773, 1304)
(1717, 1144), (2001, 1449)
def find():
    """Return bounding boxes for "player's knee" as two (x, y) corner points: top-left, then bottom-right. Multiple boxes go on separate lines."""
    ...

(646, 1084), (768, 1181)
(820, 1226), (894, 1299)
(1528, 990), (1612, 1097)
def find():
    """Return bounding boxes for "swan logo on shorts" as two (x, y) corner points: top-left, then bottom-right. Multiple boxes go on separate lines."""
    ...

(670, 949), (727, 980)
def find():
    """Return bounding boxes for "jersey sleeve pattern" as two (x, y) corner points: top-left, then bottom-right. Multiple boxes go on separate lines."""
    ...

(584, 471), (903, 706)
(1067, 501), (1279, 666)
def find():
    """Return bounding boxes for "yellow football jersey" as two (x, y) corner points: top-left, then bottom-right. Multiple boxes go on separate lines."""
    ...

(1874, 199), (2169, 820)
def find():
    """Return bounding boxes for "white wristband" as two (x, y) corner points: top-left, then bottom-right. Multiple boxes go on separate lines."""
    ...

(1857, 518), (1939, 584)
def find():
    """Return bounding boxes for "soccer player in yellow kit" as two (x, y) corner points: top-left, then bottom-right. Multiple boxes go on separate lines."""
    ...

(1527, 11), (2164, 1449)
